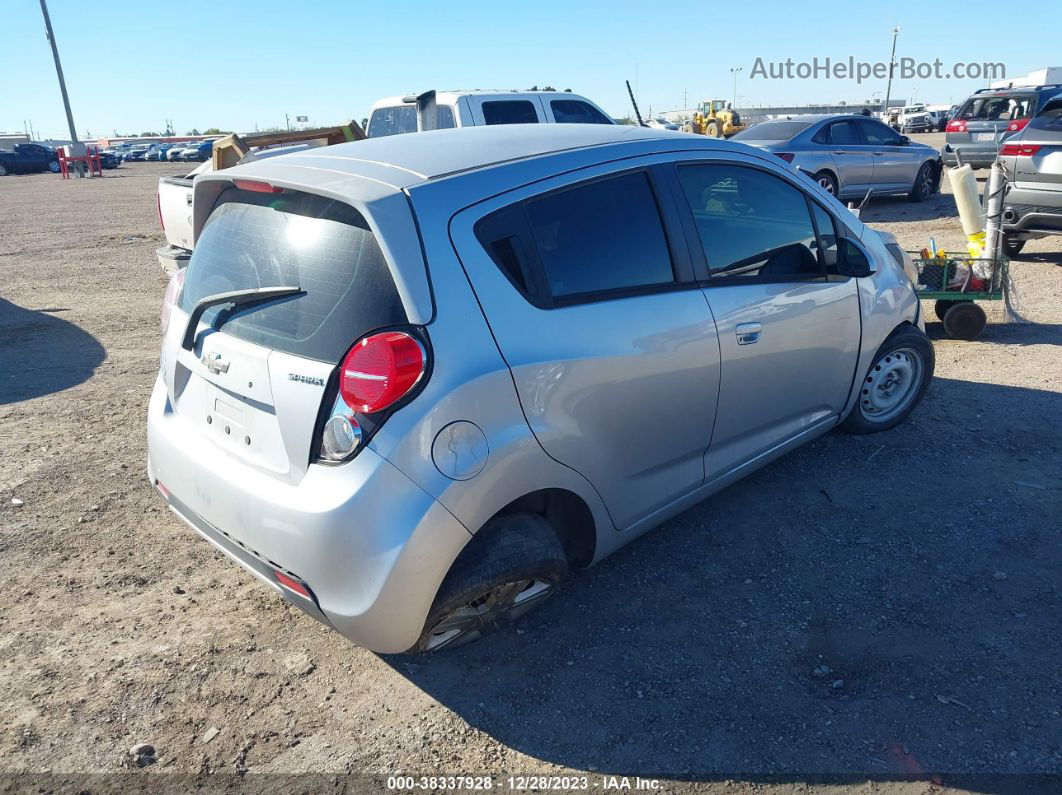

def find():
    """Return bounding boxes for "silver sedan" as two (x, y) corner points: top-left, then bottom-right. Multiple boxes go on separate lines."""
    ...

(732, 114), (942, 202)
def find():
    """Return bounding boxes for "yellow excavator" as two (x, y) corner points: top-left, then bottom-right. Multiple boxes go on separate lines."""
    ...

(681, 99), (746, 138)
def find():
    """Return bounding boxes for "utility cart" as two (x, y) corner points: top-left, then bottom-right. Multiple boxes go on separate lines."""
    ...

(910, 251), (1009, 340)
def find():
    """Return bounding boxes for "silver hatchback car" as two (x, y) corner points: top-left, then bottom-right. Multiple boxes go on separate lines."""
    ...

(148, 125), (933, 653)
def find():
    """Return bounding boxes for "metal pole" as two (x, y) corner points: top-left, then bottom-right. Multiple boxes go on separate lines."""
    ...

(38, 0), (78, 144)
(883, 26), (900, 117)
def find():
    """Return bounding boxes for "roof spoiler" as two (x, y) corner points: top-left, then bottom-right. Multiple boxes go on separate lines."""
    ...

(401, 91), (438, 132)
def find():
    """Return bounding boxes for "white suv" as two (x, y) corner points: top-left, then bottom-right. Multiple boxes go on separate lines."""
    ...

(365, 89), (614, 137)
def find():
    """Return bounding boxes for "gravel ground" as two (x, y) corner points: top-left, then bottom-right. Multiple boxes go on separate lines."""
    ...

(1, 142), (1060, 793)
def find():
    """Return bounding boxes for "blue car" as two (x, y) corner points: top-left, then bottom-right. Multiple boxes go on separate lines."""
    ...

(194, 139), (214, 162)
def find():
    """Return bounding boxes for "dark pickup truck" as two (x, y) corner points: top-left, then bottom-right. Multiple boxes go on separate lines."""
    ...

(0, 143), (61, 176)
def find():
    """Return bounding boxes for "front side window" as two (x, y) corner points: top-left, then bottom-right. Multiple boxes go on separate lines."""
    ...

(810, 202), (840, 273)
(524, 172), (674, 298)
(677, 163), (824, 280)
(481, 100), (539, 125)
(550, 100), (612, 125)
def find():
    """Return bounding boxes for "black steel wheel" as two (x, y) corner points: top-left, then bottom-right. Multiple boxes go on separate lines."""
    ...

(942, 301), (987, 340)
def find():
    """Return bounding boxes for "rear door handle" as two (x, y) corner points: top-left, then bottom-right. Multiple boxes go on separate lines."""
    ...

(872, 151), (884, 155)
(832, 150), (846, 155)
(736, 322), (762, 345)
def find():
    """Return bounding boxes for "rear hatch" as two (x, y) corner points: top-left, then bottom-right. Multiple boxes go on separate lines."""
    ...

(948, 92), (1036, 154)
(162, 184), (407, 484)
(1006, 99), (1062, 191)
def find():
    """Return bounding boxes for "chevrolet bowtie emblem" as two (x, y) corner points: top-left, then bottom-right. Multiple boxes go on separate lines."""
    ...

(201, 351), (230, 375)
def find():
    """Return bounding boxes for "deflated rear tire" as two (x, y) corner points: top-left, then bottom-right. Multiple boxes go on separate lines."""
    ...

(413, 513), (568, 653)
(842, 327), (934, 434)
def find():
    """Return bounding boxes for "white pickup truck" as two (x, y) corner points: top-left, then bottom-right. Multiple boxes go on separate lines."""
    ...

(155, 90), (613, 270)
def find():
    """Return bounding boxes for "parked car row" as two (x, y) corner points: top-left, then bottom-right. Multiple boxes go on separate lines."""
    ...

(102, 139), (217, 164)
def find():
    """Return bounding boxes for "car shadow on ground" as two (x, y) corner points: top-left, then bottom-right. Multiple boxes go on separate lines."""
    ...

(0, 298), (106, 404)
(859, 192), (959, 224)
(384, 377), (1061, 787)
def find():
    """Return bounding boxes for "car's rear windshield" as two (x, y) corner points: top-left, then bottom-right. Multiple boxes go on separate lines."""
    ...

(180, 187), (406, 363)
(957, 94), (1035, 121)
(1029, 98), (1062, 131)
(366, 104), (456, 137)
(731, 120), (812, 141)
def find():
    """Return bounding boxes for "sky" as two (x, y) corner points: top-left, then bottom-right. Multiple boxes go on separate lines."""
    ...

(2, 0), (1058, 140)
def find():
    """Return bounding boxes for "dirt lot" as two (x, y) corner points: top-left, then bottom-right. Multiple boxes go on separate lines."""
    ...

(1, 140), (1061, 793)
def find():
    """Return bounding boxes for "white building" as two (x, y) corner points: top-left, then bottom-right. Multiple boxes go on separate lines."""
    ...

(991, 67), (1062, 89)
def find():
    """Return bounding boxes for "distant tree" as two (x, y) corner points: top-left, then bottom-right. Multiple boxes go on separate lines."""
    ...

(541, 85), (556, 92)
(140, 131), (159, 137)
(203, 127), (231, 135)
(614, 116), (635, 126)
(186, 128), (201, 136)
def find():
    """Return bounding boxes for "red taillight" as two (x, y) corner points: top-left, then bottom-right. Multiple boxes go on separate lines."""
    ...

(160, 267), (187, 335)
(775, 152), (795, 163)
(1000, 143), (1041, 157)
(1006, 118), (1030, 132)
(946, 120), (967, 133)
(339, 331), (425, 413)
(232, 178), (282, 193)
(156, 191), (165, 231)
(274, 570), (310, 599)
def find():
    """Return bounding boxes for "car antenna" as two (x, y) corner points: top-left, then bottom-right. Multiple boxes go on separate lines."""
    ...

(626, 80), (648, 127)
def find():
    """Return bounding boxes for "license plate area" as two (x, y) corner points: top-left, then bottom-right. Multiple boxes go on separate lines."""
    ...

(974, 132), (996, 142)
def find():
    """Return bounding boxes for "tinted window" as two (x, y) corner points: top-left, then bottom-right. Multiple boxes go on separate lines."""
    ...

(550, 100), (612, 124)
(524, 172), (674, 298)
(732, 120), (813, 141)
(482, 100), (539, 125)
(436, 105), (456, 129)
(181, 188), (405, 362)
(957, 94), (1034, 121)
(677, 164), (823, 280)
(859, 119), (903, 145)
(828, 121), (863, 145)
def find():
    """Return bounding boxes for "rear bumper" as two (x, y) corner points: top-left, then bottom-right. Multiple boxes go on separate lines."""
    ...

(1002, 186), (1062, 236)
(155, 244), (190, 273)
(146, 376), (472, 653)
(942, 144), (998, 168)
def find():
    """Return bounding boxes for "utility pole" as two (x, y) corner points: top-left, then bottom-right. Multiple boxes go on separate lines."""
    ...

(285, 113), (290, 131)
(883, 26), (901, 115)
(683, 88), (687, 110)
(38, 0), (79, 144)
(730, 67), (743, 107)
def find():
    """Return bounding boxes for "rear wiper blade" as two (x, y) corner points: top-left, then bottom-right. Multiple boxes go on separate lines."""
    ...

(181, 285), (303, 351)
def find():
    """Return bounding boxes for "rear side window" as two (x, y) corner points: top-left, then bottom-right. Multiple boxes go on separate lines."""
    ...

(550, 100), (612, 124)
(524, 172), (674, 298)
(1029, 99), (1062, 131)
(180, 187), (406, 362)
(859, 119), (903, 145)
(827, 121), (863, 145)
(957, 94), (1034, 121)
(677, 163), (823, 280)
(482, 100), (539, 125)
